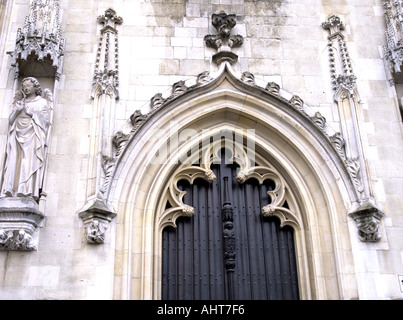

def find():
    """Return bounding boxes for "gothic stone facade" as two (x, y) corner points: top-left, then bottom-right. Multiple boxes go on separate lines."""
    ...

(0, 0), (402, 300)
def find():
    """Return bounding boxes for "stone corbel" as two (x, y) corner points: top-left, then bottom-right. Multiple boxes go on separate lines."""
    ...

(349, 200), (384, 242)
(0, 198), (44, 251)
(78, 198), (116, 244)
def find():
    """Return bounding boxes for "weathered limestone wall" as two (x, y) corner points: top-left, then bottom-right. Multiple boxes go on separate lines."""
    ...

(0, 0), (402, 300)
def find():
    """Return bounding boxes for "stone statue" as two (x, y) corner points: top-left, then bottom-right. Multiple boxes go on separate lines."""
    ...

(14, 229), (36, 250)
(0, 229), (13, 249)
(0, 77), (53, 200)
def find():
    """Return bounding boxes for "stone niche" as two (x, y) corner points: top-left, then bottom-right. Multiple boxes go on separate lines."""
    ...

(0, 0), (65, 251)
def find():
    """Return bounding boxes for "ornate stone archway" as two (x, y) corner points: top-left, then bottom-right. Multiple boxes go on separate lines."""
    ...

(104, 62), (366, 299)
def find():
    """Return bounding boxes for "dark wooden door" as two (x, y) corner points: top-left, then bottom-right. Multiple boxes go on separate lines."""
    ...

(162, 150), (299, 300)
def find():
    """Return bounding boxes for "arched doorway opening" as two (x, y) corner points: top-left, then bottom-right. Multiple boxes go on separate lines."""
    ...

(162, 146), (300, 300)
(108, 65), (359, 300)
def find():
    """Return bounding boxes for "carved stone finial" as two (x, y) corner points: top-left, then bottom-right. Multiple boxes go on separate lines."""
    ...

(204, 11), (244, 65)
(92, 8), (123, 99)
(322, 14), (345, 37)
(97, 8), (123, 30)
(323, 14), (356, 95)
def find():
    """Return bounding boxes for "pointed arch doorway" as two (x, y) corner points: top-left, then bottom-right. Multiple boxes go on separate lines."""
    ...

(161, 146), (300, 300)
(108, 64), (359, 300)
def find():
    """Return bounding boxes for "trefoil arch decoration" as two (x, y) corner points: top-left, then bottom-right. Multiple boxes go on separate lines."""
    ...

(158, 137), (302, 233)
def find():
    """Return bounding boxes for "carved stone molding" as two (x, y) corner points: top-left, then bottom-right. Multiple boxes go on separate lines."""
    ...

(105, 58), (375, 242)
(106, 64), (350, 200)
(204, 11), (244, 65)
(8, 0), (65, 79)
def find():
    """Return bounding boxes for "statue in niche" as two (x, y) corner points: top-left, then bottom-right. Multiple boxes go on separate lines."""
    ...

(0, 77), (53, 201)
